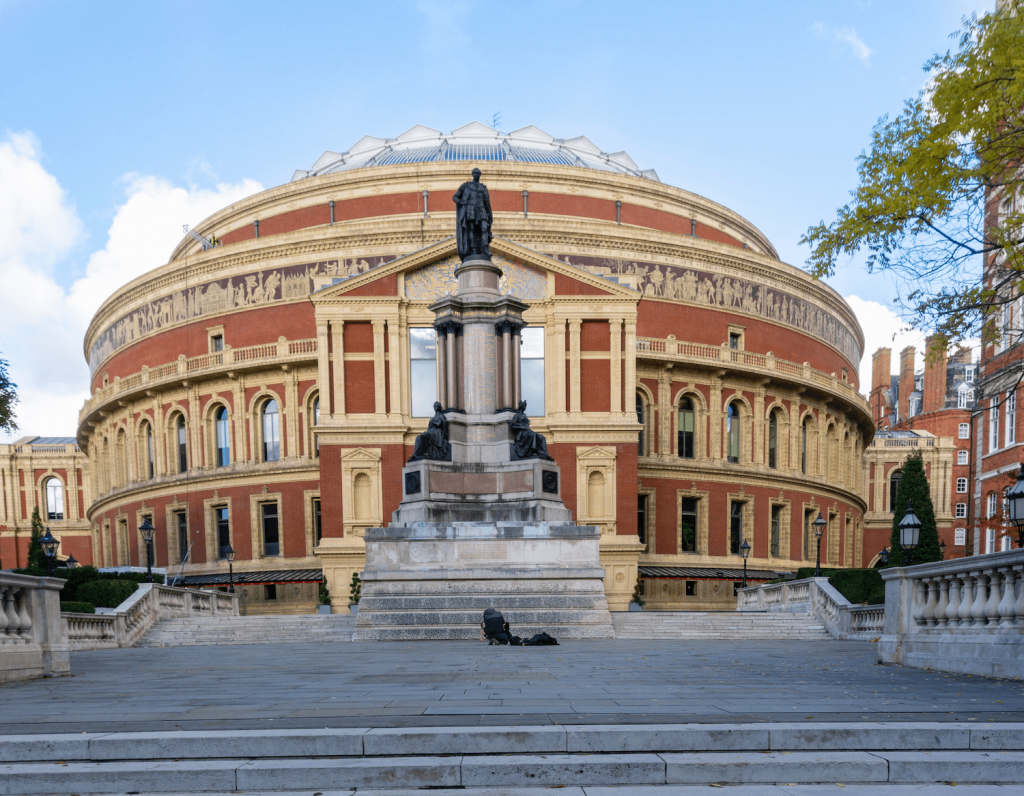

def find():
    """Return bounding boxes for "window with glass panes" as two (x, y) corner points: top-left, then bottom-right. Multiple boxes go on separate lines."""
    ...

(215, 407), (230, 466)
(768, 412), (779, 469)
(678, 397), (695, 458)
(957, 477), (968, 493)
(680, 498), (697, 552)
(730, 501), (743, 554)
(176, 414), (187, 473)
(770, 505), (782, 557)
(313, 397), (320, 457)
(959, 423), (969, 439)
(958, 449), (969, 465)
(262, 399), (280, 462)
(45, 478), (63, 520)
(991, 399), (1000, 451)
(409, 328), (437, 417)
(144, 424), (154, 479)
(215, 507), (230, 557)
(636, 394), (645, 456)
(520, 327), (545, 416)
(725, 403), (740, 463)
(176, 511), (188, 562)
(1007, 392), (1016, 445)
(313, 498), (322, 545)
(262, 503), (280, 556)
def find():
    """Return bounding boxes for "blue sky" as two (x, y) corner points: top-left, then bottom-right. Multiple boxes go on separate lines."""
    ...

(0, 0), (990, 438)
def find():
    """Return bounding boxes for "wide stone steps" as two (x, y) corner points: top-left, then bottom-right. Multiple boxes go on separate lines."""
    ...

(612, 611), (831, 640)
(4, 722), (1024, 792)
(138, 615), (356, 647)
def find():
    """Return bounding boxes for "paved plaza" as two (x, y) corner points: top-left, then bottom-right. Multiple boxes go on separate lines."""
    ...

(3, 639), (1024, 735)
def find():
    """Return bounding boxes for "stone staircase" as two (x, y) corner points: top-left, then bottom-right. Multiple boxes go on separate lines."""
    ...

(138, 614), (356, 647)
(612, 609), (831, 640)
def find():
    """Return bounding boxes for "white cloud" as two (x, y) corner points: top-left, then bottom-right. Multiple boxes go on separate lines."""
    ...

(812, 22), (874, 63)
(0, 132), (262, 441)
(845, 295), (927, 395)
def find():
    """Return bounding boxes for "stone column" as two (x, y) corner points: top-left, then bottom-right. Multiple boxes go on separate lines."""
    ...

(501, 323), (513, 409)
(710, 378), (723, 459)
(624, 321), (637, 415)
(317, 322), (331, 416)
(610, 318), (622, 414)
(436, 326), (448, 409)
(553, 320), (567, 415)
(446, 325), (459, 410)
(372, 320), (387, 417)
(658, 366), (672, 457)
(332, 322), (345, 416)
(753, 387), (766, 466)
(512, 326), (522, 406)
(388, 321), (401, 418)
(568, 319), (582, 415)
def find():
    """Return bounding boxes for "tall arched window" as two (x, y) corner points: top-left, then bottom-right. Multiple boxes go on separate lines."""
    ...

(215, 407), (231, 467)
(262, 399), (280, 462)
(767, 411), (779, 469)
(725, 402), (740, 463)
(636, 394), (646, 456)
(801, 418), (811, 474)
(176, 414), (187, 473)
(142, 423), (154, 480)
(313, 397), (320, 458)
(889, 469), (902, 513)
(678, 397), (695, 459)
(45, 477), (64, 520)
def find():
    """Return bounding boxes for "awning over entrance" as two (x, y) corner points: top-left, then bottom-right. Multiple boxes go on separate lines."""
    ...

(639, 566), (791, 581)
(177, 569), (323, 587)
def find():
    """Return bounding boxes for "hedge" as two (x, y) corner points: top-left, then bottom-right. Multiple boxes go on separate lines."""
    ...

(13, 566), (163, 602)
(794, 567), (885, 605)
(60, 601), (96, 614)
(76, 579), (138, 609)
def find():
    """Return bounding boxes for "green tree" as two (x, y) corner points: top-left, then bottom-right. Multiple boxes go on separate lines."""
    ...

(0, 353), (17, 434)
(27, 507), (47, 570)
(802, 3), (1024, 350)
(888, 450), (942, 567)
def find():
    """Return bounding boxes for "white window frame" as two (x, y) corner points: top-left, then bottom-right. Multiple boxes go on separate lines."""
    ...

(959, 423), (969, 439)
(956, 503), (967, 519)
(990, 400), (1000, 452)
(987, 492), (998, 519)
(957, 477), (968, 493)
(957, 450), (969, 465)
(958, 388), (969, 409)
(954, 528), (966, 545)
(1007, 391), (1017, 446)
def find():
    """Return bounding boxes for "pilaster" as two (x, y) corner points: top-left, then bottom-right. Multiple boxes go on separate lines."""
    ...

(753, 386), (766, 466)
(610, 318), (622, 414)
(316, 321), (331, 416)
(372, 320), (387, 418)
(553, 319), (567, 416)
(387, 321), (402, 419)
(709, 378), (723, 459)
(657, 366), (672, 457)
(568, 318), (582, 416)
(332, 321), (345, 416)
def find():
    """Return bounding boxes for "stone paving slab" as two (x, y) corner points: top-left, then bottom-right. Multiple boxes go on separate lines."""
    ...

(661, 751), (887, 784)
(3, 639), (1024, 735)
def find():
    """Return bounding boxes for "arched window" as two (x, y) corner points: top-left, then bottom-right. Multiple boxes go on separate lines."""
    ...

(636, 393), (646, 456)
(313, 397), (320, 458)
(889, 469), (902, 513)
(801, 418), (811, 474)
(354, 472), (371, 519)
(262, 399), (280, 462)
(215, 407), (231, 467)
(588, 470), (606, 518)
(767, 411), (779, 469)
(678, 397), (695, 459)
(142, 423), (154, 480)
(176, 414), (187, 473)
(725, 402), (740, 463)
(45, 477), (64, 520)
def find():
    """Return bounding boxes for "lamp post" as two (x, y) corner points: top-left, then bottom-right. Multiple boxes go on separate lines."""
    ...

(138, 518), (155, 583)
(878, 546), (890, 567)
(739, 540), (751, 588)
(64, 554), (78, 570)
(1005, 464), (1024, 548)
(899, 499), (922, 564)
(813, 512), (827, 577)
(940, 540), (947, 560)
(39, 527), (59, 576)
(221, 544), (236, 593)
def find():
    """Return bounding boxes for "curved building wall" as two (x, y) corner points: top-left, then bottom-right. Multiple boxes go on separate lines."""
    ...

(76, 159), (872, 614)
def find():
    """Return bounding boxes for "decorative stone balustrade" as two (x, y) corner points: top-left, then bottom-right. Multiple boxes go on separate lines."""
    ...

(737, 577), (884, 641)
(62, 583), (240, 650)
(880, 549), (1024, 678)
(79, 336), (318, 429)
(0, 572), (70, 683)
(635, 335), (870, 418)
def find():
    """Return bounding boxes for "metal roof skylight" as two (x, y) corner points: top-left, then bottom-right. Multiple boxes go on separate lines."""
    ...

(291, 123), (659, 183)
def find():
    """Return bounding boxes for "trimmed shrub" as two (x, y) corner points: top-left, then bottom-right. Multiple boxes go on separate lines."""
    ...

(794, 567), (884, 605)
(77, 579), (138, 609)
(60, 601), (95, 614)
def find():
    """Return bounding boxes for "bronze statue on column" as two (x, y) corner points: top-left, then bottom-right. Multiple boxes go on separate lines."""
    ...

(453, 168), (492, 262)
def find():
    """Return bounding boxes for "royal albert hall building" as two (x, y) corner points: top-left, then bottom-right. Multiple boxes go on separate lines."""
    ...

(69, 122), (875, 614)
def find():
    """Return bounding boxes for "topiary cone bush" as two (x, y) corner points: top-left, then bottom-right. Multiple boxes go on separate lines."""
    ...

(888, 449), (942, 567)
(349, 572), (362, 605)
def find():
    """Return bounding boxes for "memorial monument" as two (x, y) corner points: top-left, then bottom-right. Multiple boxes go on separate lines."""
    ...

(352, 170), (615, 640)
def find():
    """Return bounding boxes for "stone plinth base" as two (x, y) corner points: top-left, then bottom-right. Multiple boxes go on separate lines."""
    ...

(352, 522), (614, 641)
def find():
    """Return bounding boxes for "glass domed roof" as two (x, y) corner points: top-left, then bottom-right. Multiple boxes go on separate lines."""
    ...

(292, 122), (659, 183)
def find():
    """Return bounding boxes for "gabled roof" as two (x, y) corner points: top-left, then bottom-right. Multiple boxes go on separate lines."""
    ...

(293, 123), (658, 182)
(311, 236), (639, 302)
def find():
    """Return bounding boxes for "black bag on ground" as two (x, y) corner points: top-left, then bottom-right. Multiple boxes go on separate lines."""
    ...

(521, 632), (558, 646)
(482, 608), (510, 644)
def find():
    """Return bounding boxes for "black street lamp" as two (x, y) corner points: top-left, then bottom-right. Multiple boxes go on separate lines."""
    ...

(1005, 465), (1024, 548)
(739, 540), (751, 588)
(221, 544), (236, 593)
(813, 512), (827, 577)
(39, 527), (59, 576)
(878, 546), (890, 566)
(899, 499), (922, 564)
(64, 554), (78, 570)
(940, 540), (947, 560)
(138, 518), (155, 583)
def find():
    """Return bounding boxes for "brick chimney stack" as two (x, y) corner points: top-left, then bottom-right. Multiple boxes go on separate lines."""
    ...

(922, 334), (949, 414)
(870, 348), (892, 426)
(898, 346), (916, 421)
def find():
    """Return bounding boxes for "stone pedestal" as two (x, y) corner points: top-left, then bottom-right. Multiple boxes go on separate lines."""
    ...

(352, 522), (614, 640)
(315, 536), (366, 615)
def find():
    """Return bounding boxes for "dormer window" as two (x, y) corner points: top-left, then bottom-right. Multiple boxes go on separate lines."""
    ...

(965, 366), (975, 384)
